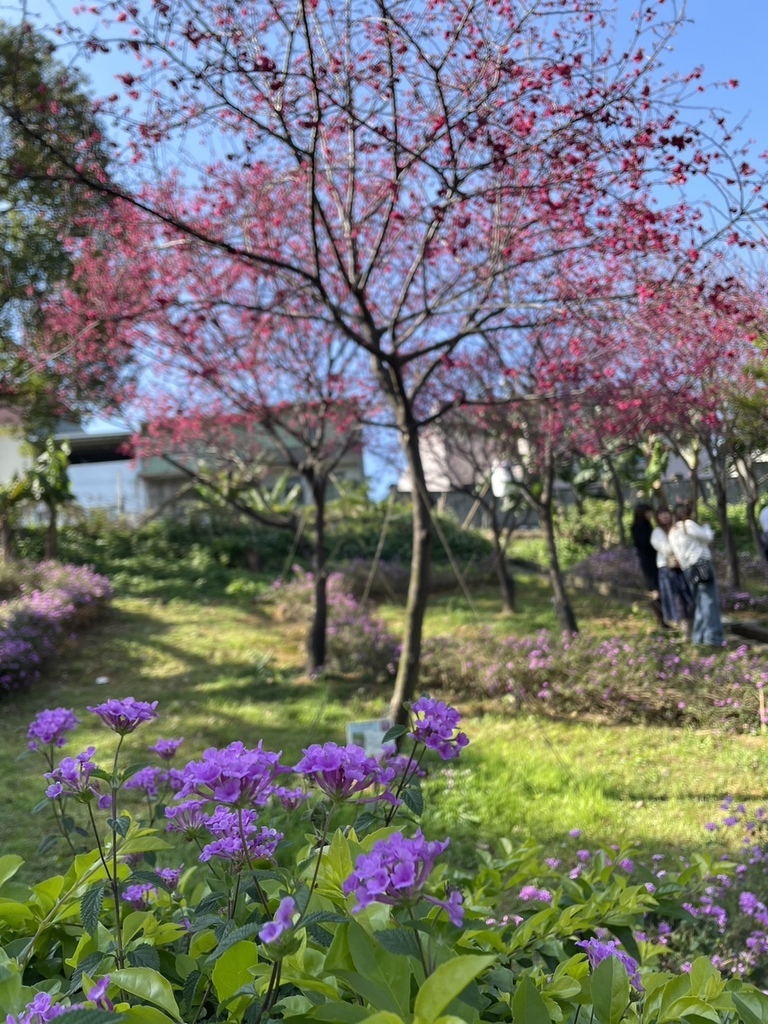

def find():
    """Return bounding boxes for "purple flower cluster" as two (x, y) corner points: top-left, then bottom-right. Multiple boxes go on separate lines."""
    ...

(576, 938), (643, 989)
(409, 697), (468, 760)
(259, 895), (298, 944)
(125, 766), (165, 800)
(518, 885), (553, 903)
(88, 697), (158, 735)
(148, 737), (184, 760)
(6, 993), (71, 1024)
(198, 806), (282, 866)
(0, 563), (112, 695)
(174, 741), (283, 806)
(294, 742), (395, 801)
(343, 830), (463, 925)
(27, 707), (79, 752)
(45, 747), (105, 804)
(122, 883), (157, 910)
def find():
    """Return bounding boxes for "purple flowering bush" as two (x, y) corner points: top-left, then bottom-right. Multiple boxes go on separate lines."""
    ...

(421, 629), (768, 733)
(3, 696), (768, 1024)
(0, 561), (113, 696)
(273, 568), (400, 681)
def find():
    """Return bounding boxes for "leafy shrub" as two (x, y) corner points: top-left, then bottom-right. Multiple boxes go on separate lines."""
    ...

(4, 697), (768, 1024)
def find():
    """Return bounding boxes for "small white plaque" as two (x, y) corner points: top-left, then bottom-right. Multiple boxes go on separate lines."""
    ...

(346, 718), (393, 756)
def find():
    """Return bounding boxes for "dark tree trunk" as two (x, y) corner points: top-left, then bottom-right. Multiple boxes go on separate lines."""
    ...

(306, 478), (328, 675)
(388, 426), (432, 727)
(45, 503), (58, 559)
(541, 497), (579, 632)
(606, 456), (627, 547)
(490, 508), (515, 613)
(0, 516), (14, 561)
(715, 484), (740, 588)
(746, 496), (762, 558)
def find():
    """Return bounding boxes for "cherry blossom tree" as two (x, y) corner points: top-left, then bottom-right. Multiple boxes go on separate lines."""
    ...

(18, 0), (768, 718)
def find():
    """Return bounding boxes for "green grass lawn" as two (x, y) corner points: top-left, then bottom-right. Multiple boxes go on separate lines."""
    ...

(2, 573), (767, 881)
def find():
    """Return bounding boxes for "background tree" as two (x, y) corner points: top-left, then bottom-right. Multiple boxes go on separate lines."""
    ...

(29, 0), (768, 719)
(0, 20), (111, 421)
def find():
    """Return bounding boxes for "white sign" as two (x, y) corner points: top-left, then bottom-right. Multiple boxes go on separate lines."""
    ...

(346, 718), (393, 756)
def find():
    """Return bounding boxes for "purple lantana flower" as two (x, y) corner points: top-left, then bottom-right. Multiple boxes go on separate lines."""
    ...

(408, 698), (469, 760)
(157, 867), (183, 891)
(519, 886), (553, 903)
(165, 799), (207, 838)
(343, 830), (463, 926)
(124, 766), (164, 799)
(88, 697), (158, 735)
(45, 747), (102, 803)
(85, 976), (113, 1011)
(148, 738), (184, 760)
(27, 708), (80, 752)
(294, 742), (395, 801)
(174, 741), (283, 806)
(259, 896), (298, 944)
(198, 806), (283, 867)
(6, 993), (72, 1024)
(122, 883), (156, 910)
(576, 938), (643, 989)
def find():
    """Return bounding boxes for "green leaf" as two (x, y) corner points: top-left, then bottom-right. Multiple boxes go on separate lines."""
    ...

(127, 945), (161, 971)
(208, 922), (262, 962)
(119, 837), (170, 856)
(50, 1012), (122, 1024)
(374, 928), (422, 959)
(212, 941), (260, 1005)
(359, 1015), (404, 1024)
(107, 817), (130, 838)
(381, 726), (407, 744)
(109, 968), (181, 1021)
(414, 955), (496, 1024)
(402, 786), (423, 817)
(511, 975), (550, 1024)
(591, 956), (630, 1024)
(300, 911), (347, 928)
(80, 882), (106, 936)
(122, 1008), (179, 1024)
(0, 857), (23, 889)
(732, 991), (768, 1024)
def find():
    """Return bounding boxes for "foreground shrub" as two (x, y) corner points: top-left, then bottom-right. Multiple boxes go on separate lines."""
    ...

(3, 697), (768, 1024)
(0, 562), (112, 696)
(421, 630), (768, 733)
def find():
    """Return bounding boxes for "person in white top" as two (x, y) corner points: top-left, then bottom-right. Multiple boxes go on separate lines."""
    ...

(759, 504), (768, 562)
(667, 501), (724, 647)
(651, 507), (692, 630)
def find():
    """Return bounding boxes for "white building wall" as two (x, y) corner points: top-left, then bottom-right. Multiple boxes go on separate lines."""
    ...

(0, 434), (31, 483)
(67, 461), (147, 516)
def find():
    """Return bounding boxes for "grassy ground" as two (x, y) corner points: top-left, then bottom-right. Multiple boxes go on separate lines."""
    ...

(3, 566), (767, 883)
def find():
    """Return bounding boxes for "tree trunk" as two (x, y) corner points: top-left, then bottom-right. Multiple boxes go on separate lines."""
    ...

(388, 427), (432, 727)
(541, 496), (578, 633)
(715, 483), (740, 588)
(45, 503), (58, 559)
(306, 479), (328, 675)
(490, 508), (515, 613)
(606, 456), (627, 546)
(0, 516), (14, 562)
(746, 496), (762, 559)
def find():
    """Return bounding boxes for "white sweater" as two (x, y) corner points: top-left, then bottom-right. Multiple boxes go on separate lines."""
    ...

(650, 527), (675, 570)
(668, 520), (714, 571)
